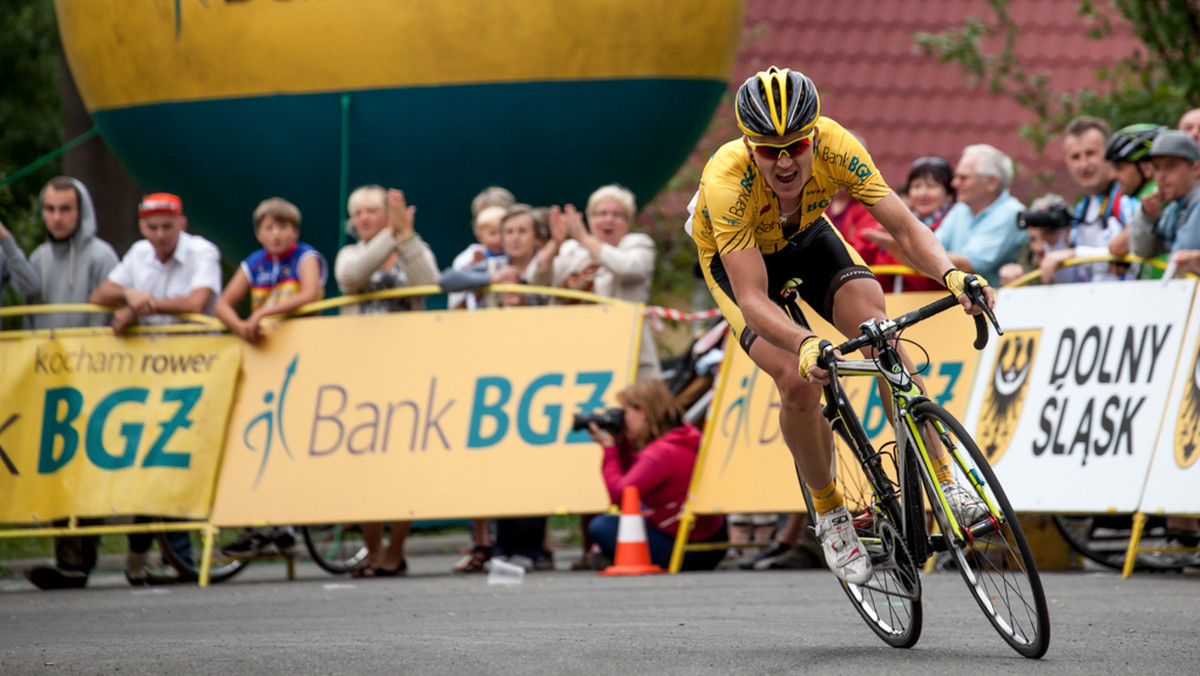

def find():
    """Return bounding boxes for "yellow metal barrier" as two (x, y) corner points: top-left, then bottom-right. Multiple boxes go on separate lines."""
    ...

(0, 284), (640, 586)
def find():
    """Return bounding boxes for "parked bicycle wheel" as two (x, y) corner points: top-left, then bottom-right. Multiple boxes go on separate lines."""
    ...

(302, 524), (368, 574)
(801, 430), (923, 649)
(1053, 514), (1190, 572)
(155, 524), (251, 584)
(911, 401), (1050, 659)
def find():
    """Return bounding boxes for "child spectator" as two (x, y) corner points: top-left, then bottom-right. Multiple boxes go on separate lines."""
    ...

(214, 197), (327, 342)
(448, 205), (507, 310)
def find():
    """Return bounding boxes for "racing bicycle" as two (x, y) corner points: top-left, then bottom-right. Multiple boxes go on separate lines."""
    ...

(789, 282), (1050, 658)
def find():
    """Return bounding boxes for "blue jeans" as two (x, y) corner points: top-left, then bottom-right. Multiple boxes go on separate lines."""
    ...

(588, 514), (726, 571)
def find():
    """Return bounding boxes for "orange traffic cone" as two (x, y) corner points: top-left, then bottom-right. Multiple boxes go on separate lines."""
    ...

(597, 485), (664, 576)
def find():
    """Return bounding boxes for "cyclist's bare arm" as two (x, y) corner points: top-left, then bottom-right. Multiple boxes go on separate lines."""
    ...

(723, 247), (811, 353)
(869, 192), (995, 312)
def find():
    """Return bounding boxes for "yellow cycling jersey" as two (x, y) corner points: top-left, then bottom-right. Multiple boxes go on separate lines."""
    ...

(691, 116), (892, 257)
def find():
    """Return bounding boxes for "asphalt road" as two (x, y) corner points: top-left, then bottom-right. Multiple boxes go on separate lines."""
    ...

(1, 550), (1198, 675)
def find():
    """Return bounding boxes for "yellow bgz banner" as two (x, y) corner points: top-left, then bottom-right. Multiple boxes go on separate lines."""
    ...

(690, 292), (983, 514)
(209, 304), (639, 526)
(0, 334), (241, 522)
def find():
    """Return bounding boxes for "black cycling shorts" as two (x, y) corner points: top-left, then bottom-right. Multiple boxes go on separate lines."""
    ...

(700, 217), (877, 353)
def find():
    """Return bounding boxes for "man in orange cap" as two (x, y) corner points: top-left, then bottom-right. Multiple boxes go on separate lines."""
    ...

(90, 192), (222, 334)
(88, 192), (223, 584)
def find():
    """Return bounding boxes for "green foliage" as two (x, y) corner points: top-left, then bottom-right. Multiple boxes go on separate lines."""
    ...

(913, 0), (1198, 157)
(0, 0), (62, 228)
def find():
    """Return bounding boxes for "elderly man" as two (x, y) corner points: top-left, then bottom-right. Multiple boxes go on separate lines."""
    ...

(934, 144), (1027, 284)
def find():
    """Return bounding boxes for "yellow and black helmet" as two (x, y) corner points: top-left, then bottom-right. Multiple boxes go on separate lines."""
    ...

(735, 67), (821, 137)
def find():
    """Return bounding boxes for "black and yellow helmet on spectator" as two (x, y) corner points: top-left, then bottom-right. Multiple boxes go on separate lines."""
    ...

(735, 67), (820, 138)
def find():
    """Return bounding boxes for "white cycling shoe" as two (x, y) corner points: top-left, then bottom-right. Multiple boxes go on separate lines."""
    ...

(815, 505), (874, 585)
(941, 481), (989, 526)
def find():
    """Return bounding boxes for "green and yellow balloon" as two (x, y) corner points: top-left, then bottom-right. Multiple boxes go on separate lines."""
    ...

(57, 0), (743, 291)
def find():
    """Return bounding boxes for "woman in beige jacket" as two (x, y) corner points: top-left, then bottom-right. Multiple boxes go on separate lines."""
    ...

(335, 185), (439, 315)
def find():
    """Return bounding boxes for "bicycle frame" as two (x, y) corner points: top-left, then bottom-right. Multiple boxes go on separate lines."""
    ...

(817, 294), (1004, 558)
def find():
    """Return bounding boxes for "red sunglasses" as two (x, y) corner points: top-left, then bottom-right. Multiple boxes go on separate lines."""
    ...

(747, 132), (814, 160)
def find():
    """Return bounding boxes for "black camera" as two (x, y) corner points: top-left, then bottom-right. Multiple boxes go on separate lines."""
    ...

(571, 407), (625, 432)
(1018, 204), (1074, 230)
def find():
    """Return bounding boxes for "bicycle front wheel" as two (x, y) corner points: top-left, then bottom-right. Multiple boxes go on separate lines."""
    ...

(912, 401), (1050, 659)
(801, 432), (923, 649)
(301, 524), (368, 574)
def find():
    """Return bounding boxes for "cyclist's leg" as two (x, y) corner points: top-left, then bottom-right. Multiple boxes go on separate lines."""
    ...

(698, 247), (833, 488)
(701, 244), (871, 583)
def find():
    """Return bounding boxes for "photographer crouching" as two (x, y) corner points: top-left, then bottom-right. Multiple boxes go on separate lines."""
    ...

(579, 380), (727, 571)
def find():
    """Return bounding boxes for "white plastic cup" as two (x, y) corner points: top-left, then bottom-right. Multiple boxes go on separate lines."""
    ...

(487, 558), (525, 586)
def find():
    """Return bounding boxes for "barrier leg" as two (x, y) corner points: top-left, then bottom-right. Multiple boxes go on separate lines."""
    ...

(199, 525), (216, 588)
(1121, 512), (1147, 579)
(668, 512), (695, 573)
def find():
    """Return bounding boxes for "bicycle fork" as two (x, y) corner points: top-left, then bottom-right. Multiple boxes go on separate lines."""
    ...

(901, 412), (1004, 548)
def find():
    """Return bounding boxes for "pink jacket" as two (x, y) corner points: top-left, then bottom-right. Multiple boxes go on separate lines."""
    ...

(601, 424), (723, 540)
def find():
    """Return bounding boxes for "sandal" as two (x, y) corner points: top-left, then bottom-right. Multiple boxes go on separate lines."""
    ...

(358, 559), (407, 578)
(452, 545), (493, 573)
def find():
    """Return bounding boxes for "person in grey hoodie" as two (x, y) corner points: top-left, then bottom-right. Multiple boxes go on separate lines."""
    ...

(0, 176), (119, 330)
(0, 176), (119, 590)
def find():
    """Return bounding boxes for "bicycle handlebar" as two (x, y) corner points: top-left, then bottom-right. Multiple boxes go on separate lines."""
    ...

(820, 279), (1002, 367)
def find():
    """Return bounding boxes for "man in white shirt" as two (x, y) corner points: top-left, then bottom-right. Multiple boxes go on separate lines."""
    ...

(88, 192), (222, 584)
(90, 192), (222, 334)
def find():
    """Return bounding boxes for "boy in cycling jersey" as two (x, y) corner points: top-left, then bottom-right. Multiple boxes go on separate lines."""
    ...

(688, 67), (994, 584)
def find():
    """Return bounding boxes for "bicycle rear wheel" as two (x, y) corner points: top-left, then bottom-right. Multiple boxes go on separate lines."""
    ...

(911, 401), (1050, 659)
(301, 524), (368, 574)
(156, 524), (251, 584)
(801, 431), (923, 649)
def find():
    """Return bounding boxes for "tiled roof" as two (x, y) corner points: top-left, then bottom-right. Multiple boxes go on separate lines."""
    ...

(656, 0), (1145, 212)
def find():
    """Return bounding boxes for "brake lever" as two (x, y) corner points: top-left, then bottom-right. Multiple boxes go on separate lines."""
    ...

(966, 280), (1003, 349)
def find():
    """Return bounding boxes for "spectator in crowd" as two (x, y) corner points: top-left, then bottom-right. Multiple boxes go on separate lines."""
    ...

(1108, 124), (1164, 201)
(860, 156), (956, 292)
(448, 205), (506, 310)
(335, 185), (438, 314)
(0, 177), (118, 329)
(584, 379), (726, 571)
(214, 197), (327, 342)
(542, 185), (660, 381)
(1179, 108), (1200, 147)
(211, 197), (326, 560)
(439, 203), (554, 307)
(934, 144), (1027, 284)
(3, 177), (119, 590)
(441, 188), (516, 571)
(88, 192), (222, 584)
(332, 185), (438, 576)
(448, 186), (515, 310)
(1040, 117), (1138, 283)
(1130, 131), (1200, 259)
(440, 205), (559, 571)
(90, 193), (222, 334)
(1105, 123), (1167, 279)
(998, 194), (1076, 286)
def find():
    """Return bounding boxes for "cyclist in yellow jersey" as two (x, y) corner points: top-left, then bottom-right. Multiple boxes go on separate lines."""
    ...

(690, 67), (995, 585)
